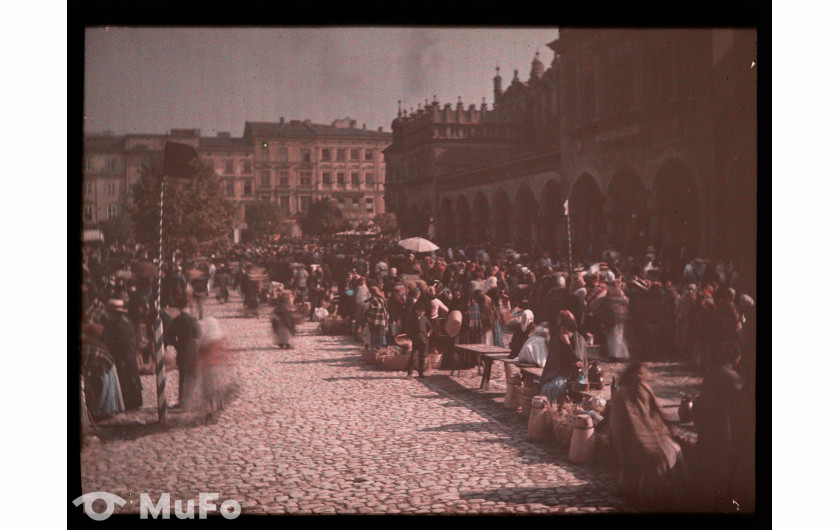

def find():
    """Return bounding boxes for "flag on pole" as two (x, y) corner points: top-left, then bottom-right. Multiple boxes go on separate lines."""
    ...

(162, 141), (199, 179)
(563, 199), (569, 216)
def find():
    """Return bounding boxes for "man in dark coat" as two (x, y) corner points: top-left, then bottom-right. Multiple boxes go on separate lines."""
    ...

(167, 296), (201, 407)
(692, 342), (747, 511)
(405, 303), (432, 379)
(102, 299), (143, 410)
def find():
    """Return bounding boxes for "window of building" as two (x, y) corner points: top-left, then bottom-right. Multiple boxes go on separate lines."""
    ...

(107, 158), (118, 171)
(278, 170), (289, 187)
(225, 160), (234, 174)
(352, 198), (360, 208)
(299, 171), (312, 186)
(106, 181), (118, 196)
(365, 197), (374, 212)
(336, 148), (346, 161)
(351, 172), (360, 185)
(350, 148), (360, 160)
(365, 173), (374, 187)
(299, 196), (312, 212)
(84, 158), (92, 171)
(274, 147), (288, 162)
(259, 170), (271, 187)
(84, 181), (92, 195)
(337, 172), (345, 185)
(243, 179), (253, 195)
(84, 205), (93, 221)
(280, 195), (290, 213)
(321, 148), (331, 161)
(106, 205), (118, 219)
(226, 179), (235, 197)
(300, 148), (311, 163)
(257, 143), (270, 161)
(321, 171), (331, 185)
(242, 160), (252, 174)
(364, 149), (373, 161)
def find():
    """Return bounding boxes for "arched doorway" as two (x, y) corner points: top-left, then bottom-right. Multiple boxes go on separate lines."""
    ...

(539, 180), (564, 250)
(472, 192), (491, 243)
(438, 197), (454, 247)
(568, 173), (604, 264)
(491, 189), (512, 246)
(605, 168), (648, 255)
(512, 184), (538, 249)
(651, 159), (702, 261)
(454, 195), (472, 246)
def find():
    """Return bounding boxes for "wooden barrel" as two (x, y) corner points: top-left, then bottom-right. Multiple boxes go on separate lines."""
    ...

(568, 414), (596, 464)
(527, 396), (552, 443)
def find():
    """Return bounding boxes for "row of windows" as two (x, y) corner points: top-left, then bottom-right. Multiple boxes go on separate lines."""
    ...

(223, 159), (252, 175)
(83, 204), (118, 221)
(274, 196), (375, 213)
(84, 181), (121, 196)
(228, 172), (376, 196)
(83, 158), (120, 172)
(256, 146), (378, 162)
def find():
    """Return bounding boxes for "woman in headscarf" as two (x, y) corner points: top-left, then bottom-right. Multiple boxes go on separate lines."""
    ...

(540, 310), (587, 405)
(508, 308), (534, 359)
(512, 320), (550, 367)
(609, 361), (688, 510)
(271, 293), (298, 349)
(363, 285), (389, 348)
(386, 284), (406, 340)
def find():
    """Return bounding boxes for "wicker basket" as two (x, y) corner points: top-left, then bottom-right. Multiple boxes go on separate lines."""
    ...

(319, 315), (345, 335)
(379, 351), (441, 372)
(394, 334), (412, 350)
(548, 403), (576, 450)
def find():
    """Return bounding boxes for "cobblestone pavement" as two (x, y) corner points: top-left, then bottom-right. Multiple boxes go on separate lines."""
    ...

(81, 293), (649, 515)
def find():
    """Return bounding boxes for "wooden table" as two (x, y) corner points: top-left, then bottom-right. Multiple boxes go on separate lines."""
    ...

(451, 344), (509, 386)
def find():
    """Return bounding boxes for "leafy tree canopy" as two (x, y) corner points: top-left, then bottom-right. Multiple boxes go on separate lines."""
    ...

(129, 159), (235, 256)
(372, 212), (398, 236)
(245, 199), (289, 242)
(299, 197), (348, 236)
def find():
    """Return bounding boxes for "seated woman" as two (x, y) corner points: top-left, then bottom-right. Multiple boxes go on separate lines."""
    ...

(539, 310), (587, 405)
(508, 308), (533, 360)
(512, 321), (550, 368)
(609, 360), (688, 510)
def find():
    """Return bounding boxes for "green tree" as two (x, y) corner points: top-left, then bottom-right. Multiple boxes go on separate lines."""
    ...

(245, 199), (289, 242)
(129, 159), (235, 256)
(372, 212), (399, 236)
(299, 197), (348, 236)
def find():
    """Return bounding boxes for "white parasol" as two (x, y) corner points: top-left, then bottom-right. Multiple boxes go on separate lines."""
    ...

(398, 237), (439, 253)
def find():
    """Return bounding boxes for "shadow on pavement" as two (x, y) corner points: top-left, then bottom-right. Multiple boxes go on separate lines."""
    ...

(278, 355), (361, 364)
(458, 484), (618, 507)
(419, 421), (500, 434)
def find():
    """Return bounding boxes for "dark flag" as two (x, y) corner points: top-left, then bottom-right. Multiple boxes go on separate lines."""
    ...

(162, 141), (199, 179)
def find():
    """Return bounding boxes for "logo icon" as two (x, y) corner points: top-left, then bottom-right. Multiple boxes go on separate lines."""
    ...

(72, 492), (127, 521)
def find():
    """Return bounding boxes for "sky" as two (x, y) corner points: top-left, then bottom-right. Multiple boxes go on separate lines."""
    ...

(83, 27), (560, 136)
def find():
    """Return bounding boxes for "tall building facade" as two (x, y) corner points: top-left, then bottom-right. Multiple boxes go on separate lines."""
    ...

(82, 118), (391, 240)
(384, 29), (757, 264)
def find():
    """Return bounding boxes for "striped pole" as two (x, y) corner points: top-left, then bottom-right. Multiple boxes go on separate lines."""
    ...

(155, 176), (167, 424)
(565, 199), (573, 271)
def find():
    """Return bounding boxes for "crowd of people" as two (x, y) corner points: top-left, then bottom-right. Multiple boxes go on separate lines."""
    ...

(80, 234), (756, 512)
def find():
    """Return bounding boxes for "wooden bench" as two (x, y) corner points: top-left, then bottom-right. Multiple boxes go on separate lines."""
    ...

(477, 353), (519, 391)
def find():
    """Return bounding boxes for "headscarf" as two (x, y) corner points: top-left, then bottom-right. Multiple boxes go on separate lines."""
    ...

(520, 309), (534, 332)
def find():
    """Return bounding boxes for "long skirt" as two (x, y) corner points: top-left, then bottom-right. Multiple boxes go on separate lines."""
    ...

(492, 320), (505, 348)
(274, 322), (294, 347)
(541, 375), (568, 405)
(97, 366), (125, 417)
(607, 323), (630, 359)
